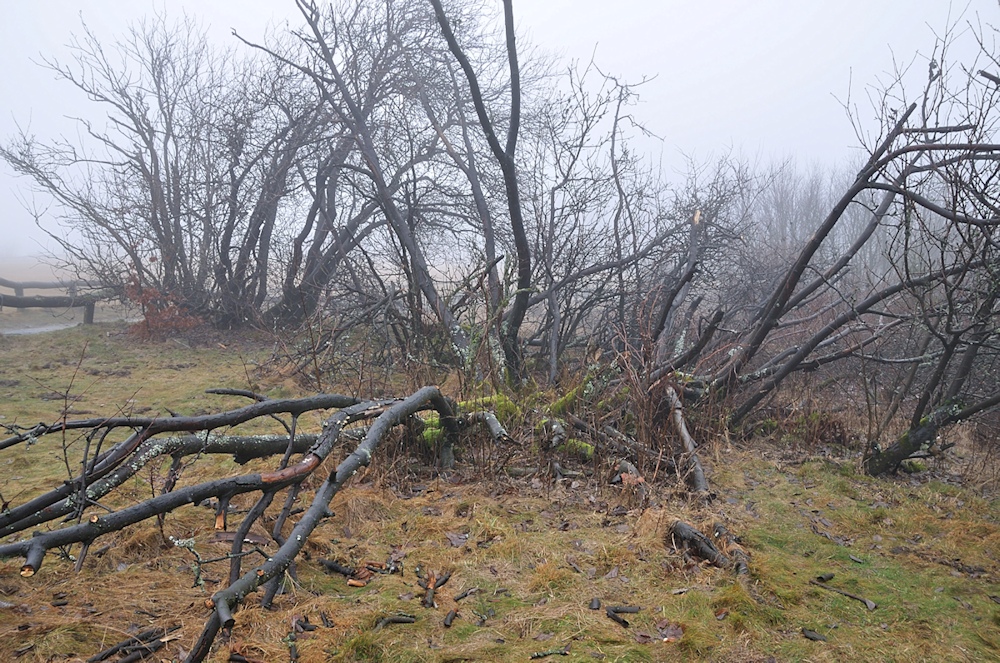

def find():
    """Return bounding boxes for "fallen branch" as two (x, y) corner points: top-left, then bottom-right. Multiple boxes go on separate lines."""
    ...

(0, 400), (391, 576)
(87, 625), (180, 662)
(0, 385), (465, 663)
(185, 387), (458, 662)
(0, 432), (321, 539)
(0, 393), (359, 452)
(0, 395), (359, 537)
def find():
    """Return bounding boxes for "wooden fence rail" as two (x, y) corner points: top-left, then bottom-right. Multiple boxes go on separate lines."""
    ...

(0, 276), (96, 297)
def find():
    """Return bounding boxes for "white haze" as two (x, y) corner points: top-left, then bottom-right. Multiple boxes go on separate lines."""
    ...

(0, 0), (992, 261)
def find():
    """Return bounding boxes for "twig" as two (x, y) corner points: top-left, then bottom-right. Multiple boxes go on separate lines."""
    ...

(809, 579), (877, 610)
(605, 605), (640, 627)
(87, 625), (180, 662)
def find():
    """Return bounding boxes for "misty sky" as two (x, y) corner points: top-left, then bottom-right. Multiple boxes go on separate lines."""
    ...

(0, 0), (993, 258)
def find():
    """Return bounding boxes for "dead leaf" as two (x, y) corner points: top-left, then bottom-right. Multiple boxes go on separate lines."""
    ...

(634, 631), (655, 644)
(604, 566), (619, 579)
(534, 632), (554, 641)
(714, 609), (728, 620)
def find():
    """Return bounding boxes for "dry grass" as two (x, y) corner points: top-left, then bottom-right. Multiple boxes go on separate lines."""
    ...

(0, 325), (998, 662)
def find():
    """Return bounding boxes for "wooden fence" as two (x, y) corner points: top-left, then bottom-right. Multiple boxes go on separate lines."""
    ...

(0, 276), (108, 324)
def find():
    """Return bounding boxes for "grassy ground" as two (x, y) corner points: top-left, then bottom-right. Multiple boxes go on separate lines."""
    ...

(0, 324), (998, 662)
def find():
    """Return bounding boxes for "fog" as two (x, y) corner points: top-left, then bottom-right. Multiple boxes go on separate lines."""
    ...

(0, 0), (990, 259)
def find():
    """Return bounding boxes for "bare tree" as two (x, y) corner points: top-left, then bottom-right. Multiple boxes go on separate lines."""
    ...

(1, 15), (320, 325)
(430, 0), (532, 381)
